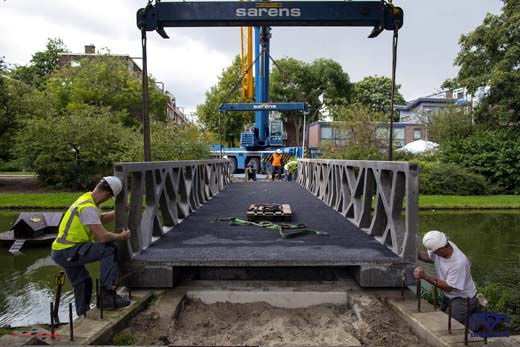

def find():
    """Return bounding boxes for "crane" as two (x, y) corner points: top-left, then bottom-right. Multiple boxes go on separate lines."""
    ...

(137, 1), (403, 169)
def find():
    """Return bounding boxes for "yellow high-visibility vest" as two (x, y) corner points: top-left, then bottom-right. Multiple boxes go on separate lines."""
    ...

(52, 192), (98, 250)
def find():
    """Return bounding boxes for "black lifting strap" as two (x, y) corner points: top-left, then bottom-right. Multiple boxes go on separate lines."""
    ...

(388, 0), (400, 161)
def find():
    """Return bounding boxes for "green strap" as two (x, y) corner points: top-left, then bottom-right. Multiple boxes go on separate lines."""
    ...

(218, 217), (327, 239)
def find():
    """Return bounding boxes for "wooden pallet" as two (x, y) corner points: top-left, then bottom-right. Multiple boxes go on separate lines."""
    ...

(246, 203), (292, 222)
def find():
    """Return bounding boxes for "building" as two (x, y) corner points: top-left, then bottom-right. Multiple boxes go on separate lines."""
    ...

(165, 92), (187, 124)
(58, 45), (142, 75)
(307, 121), (424, 148)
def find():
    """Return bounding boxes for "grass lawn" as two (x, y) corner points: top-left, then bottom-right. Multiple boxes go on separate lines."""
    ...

(419, 195), (520, 209)
(0, 192), (114, 209)
(0, 171), (36, 175)
(0, 192), (517, 209)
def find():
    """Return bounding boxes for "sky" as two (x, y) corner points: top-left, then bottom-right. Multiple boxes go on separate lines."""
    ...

(0, 0), (503, 114)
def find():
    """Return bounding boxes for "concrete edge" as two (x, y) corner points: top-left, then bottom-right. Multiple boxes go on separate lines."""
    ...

(389, 298), (450, 347)
(83, 290), (154, 345)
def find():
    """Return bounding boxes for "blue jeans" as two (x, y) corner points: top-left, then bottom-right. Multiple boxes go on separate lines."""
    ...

(51, 242), (120, 315)
(442, 295), (479, 324)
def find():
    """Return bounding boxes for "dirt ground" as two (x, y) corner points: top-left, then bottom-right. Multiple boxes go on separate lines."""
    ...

(119, 293), (426, 347)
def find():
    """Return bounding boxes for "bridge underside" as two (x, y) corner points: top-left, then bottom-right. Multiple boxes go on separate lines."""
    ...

(123, 182), (413, 288)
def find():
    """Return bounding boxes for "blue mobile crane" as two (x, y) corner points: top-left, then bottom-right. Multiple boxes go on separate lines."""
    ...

(137, 1), (403, 167)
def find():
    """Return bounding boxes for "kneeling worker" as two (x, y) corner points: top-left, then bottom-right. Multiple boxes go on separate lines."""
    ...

(414, 230), (478, 324)
(51, 176), (131, 316)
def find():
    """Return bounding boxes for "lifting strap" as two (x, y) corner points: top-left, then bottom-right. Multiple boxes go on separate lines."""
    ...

(387, 0), (400, 161)
(218, 217), (327, 239)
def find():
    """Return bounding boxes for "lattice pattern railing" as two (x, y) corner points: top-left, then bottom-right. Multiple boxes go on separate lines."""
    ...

(298, 159), (418, 261)
(113, 160), (230, 260)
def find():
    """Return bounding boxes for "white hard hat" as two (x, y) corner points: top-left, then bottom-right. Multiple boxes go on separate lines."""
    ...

(276, 149), (282, 154)
(422, 230), (448, 252)
(103, 176), (123, 197)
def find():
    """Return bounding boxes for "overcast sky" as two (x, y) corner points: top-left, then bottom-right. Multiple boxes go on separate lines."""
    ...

(1, 0), (503, 113)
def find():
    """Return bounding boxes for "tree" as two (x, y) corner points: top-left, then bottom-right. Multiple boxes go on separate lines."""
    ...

(197, 55), (251, 146)
(270, 58), (351, 145)
(13, 104), (141, 189)
(453, 0), (520, 127)
(0, 77), (53, 165)
(10, 38), (68, 90)
(321, 103), (387, 160)
(46, 54), (168, 125)
(351, 76), (406, 117)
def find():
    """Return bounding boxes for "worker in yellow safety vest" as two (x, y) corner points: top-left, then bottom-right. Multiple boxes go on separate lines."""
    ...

(51, 176), (131, 316)
(271, 149), (284, 181)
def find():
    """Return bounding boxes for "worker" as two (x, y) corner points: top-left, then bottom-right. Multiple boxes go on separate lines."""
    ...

(414, 230), (478, 324)
(246, 161), (257, 181)
(271, 149), (283, 181)
(283, 160), (298, 181)
(51, 176), (131, 316)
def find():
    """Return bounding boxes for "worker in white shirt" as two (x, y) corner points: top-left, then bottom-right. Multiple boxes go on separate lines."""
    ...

(414, 230), (479, 324)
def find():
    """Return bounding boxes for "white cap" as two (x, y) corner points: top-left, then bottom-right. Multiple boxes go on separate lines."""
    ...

(422, 230), (448, 252)
(103, 176), (123, 196)
(276, 149), (282, 154)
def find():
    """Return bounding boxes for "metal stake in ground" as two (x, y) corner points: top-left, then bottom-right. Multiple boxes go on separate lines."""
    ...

(95, 278), (100, 308)
(448, 299), (452, 333)
(53, 271), (65, 324)
(400, 270), (405, 298)
(69, 303), (74, 342)
(416, 279), (421, 312)
(50, 302), (55, 338)
(464, 297), (470, 346)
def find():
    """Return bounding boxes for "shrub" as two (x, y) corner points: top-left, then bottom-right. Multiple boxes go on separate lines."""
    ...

(420, 162), (490, 195)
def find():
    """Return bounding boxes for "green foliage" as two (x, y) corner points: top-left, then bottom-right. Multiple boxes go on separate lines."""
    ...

(478, 254), (520, 333)
(0, 77), (53, 163)
(197, 55), (252, 147)
(428, 106), (474, 144)
(13, 105), (140, 190)
(0, 327), (11, 337)
(320, 103), (387, 160)
(119, 123), (213, 162)
(453, 0), (520, 127)
(112, 334), (136, 346)
(351, 75), (406, 117)
(10, 38), (67, 90)
(47, 54), (168, 125)
(440, 128), (520, 193)
(271, 57), (351, 145)
(420, 162), (490, 195)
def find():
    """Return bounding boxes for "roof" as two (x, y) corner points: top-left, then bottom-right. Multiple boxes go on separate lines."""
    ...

(395, 97), (456, 111)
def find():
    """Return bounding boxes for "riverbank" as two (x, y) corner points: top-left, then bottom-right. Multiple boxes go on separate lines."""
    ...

(0, 191), (518, 210)
(2, 174), (519, 210)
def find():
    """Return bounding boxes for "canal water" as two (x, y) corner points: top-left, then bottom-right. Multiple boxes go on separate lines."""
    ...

(0, 209), (519, 327)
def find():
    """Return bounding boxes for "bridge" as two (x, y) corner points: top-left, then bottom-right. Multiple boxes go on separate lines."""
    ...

(113, 159), (418, 288)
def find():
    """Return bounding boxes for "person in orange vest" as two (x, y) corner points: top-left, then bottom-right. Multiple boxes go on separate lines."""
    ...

(271, 149), (283, 181)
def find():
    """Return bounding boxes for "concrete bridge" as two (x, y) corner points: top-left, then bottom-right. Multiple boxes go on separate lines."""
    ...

(114, 159), (418, 288)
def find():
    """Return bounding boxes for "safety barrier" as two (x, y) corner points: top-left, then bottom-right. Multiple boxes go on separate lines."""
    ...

(113, 160), (230, 260)
(297, 159), (418, 261)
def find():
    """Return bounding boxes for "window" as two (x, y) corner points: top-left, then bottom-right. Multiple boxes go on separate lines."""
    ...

(321, 126), (333, 140)
(413, 128), (422, 141)
(393, 128), (405, 147)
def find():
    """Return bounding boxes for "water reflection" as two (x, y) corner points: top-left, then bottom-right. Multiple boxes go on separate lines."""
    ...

(0, 210), (98, 327)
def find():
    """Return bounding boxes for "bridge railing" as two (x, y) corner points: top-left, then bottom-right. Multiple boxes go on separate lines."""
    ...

(298, 159), (418, 262)
(113, 160), (230, 260)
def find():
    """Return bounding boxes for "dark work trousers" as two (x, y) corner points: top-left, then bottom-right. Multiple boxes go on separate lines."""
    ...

(272, 166), (283, 181)
(51, 242), (120, 316)
(442, 295), (479, 324)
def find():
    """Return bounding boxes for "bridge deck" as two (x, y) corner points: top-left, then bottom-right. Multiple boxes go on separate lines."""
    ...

(132, 182), (403, 267)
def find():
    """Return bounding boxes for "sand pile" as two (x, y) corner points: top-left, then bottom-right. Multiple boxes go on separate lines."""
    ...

(121, 293), (425, 346)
